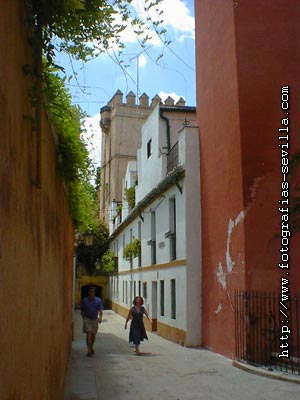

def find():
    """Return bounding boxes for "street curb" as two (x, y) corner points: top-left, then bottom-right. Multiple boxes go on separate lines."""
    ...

(232, 360), (300, 385)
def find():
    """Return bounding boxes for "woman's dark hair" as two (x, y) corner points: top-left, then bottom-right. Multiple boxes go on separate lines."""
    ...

(133, 296), (144, 305)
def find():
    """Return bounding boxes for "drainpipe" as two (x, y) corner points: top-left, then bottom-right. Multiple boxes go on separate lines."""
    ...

(160, 109), (171, 152)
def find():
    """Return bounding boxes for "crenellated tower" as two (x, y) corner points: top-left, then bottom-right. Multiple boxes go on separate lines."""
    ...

(99, 90), (188, 223)
(99, 90), (157, 223)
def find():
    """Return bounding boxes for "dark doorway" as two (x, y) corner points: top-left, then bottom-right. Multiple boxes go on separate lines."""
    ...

(81, 285), (102, 301)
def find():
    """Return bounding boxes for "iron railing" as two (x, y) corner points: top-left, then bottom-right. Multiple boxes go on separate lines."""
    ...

(235, 290), (300, 374)
(167, 141), (179, 173)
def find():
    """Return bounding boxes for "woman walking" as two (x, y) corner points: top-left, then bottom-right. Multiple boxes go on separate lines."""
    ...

(124, 296), (151, 355)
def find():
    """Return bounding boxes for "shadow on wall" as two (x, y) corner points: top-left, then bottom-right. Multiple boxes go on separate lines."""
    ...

(80, 284), (112, 309)
(81, 285), (102, 301)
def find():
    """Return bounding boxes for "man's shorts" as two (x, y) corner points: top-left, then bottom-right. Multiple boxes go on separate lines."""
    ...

(83, 317), (99, 334)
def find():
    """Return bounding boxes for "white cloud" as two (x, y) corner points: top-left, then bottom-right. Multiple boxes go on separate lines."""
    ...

(106, 0), (194, 53)
(83, 0), (194, 58)
(158, 91), (185, 104)
(161, 0), (195, 40)
(81, 113), (102, 167)
(105, 13), (161, 54)
(139, 54), (147, 68)
(131, 0), (195, 42)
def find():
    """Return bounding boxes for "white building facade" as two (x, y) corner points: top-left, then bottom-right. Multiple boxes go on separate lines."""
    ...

(107, 101), (202, 346)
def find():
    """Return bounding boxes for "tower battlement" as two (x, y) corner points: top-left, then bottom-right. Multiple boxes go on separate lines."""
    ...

(100, 90), (186, 131)
(101, 89), (187, 111)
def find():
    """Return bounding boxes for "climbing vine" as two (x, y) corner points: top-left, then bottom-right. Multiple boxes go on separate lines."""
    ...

(76, 224), (109, 274)
(43, 64), (99, 231)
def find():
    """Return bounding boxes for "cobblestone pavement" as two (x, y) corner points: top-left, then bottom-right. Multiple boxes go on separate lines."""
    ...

(63, 311), (299, 400)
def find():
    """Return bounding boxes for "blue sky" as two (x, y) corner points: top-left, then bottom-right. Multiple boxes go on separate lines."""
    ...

(56, 0), (195, 166)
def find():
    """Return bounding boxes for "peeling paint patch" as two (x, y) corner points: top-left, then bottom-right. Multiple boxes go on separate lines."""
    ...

(226, 211), (245, 273)
(216, 262), (226, 289)
(250, 176), (264, 202)
(215, 303), (222, 315)
(217, 210), (246, 291)
(234, 210), (245, 226)
(226, 219), (235, 273)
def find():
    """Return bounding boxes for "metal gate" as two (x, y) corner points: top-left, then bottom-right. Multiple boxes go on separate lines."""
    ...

(235, 290), (300, 374)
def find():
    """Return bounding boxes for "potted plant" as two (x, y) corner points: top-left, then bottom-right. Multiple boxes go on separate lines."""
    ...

(124, 187), (135, 209)
(101, 250), (118, 273)
(123, 238), (141, 262)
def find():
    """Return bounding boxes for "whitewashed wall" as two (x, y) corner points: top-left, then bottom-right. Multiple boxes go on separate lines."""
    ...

(121, 161), (137, 221)
(111, 267), (186, 330)
(108, 108), (201, 345)
(181, 125), (202, 346)
(135, 105), (164, 203)
(109, 180), (187, 332)
(110, 182), (186, 271)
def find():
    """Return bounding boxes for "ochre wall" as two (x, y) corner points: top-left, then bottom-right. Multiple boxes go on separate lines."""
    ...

(195, 0), (300, 358)
(0, 1), (74, 399)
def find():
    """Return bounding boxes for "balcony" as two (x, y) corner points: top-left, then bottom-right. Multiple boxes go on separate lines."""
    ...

(167, 141), (179, 174)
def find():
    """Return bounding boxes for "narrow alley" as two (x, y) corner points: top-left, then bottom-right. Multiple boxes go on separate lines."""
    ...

(64, 311), (299, 400)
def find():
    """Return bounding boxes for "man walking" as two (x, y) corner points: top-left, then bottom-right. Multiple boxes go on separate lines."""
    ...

(81, 286), (104, 357)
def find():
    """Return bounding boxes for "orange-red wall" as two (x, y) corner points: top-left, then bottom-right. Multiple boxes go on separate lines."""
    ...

(234, 1), (300, 292)
(195, 0), (300, 357)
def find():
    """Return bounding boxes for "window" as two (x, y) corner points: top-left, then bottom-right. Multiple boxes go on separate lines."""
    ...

(143, 282), (147, 299)
(116, 277), (119, 299)
(169, 198), (176, 261)
(134, 281), (136, 298)
(138, 281), (141, 296)
(125, 281), (128, 304)
(122, 281), (125, 303)
(130, 228), (133, 269)
(138, 221), (142, 267)
(147, 139), (152, 158)
(151, 211), (156, 265)
(160, 280), (165, 316)
(171, 279), (176, 319)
